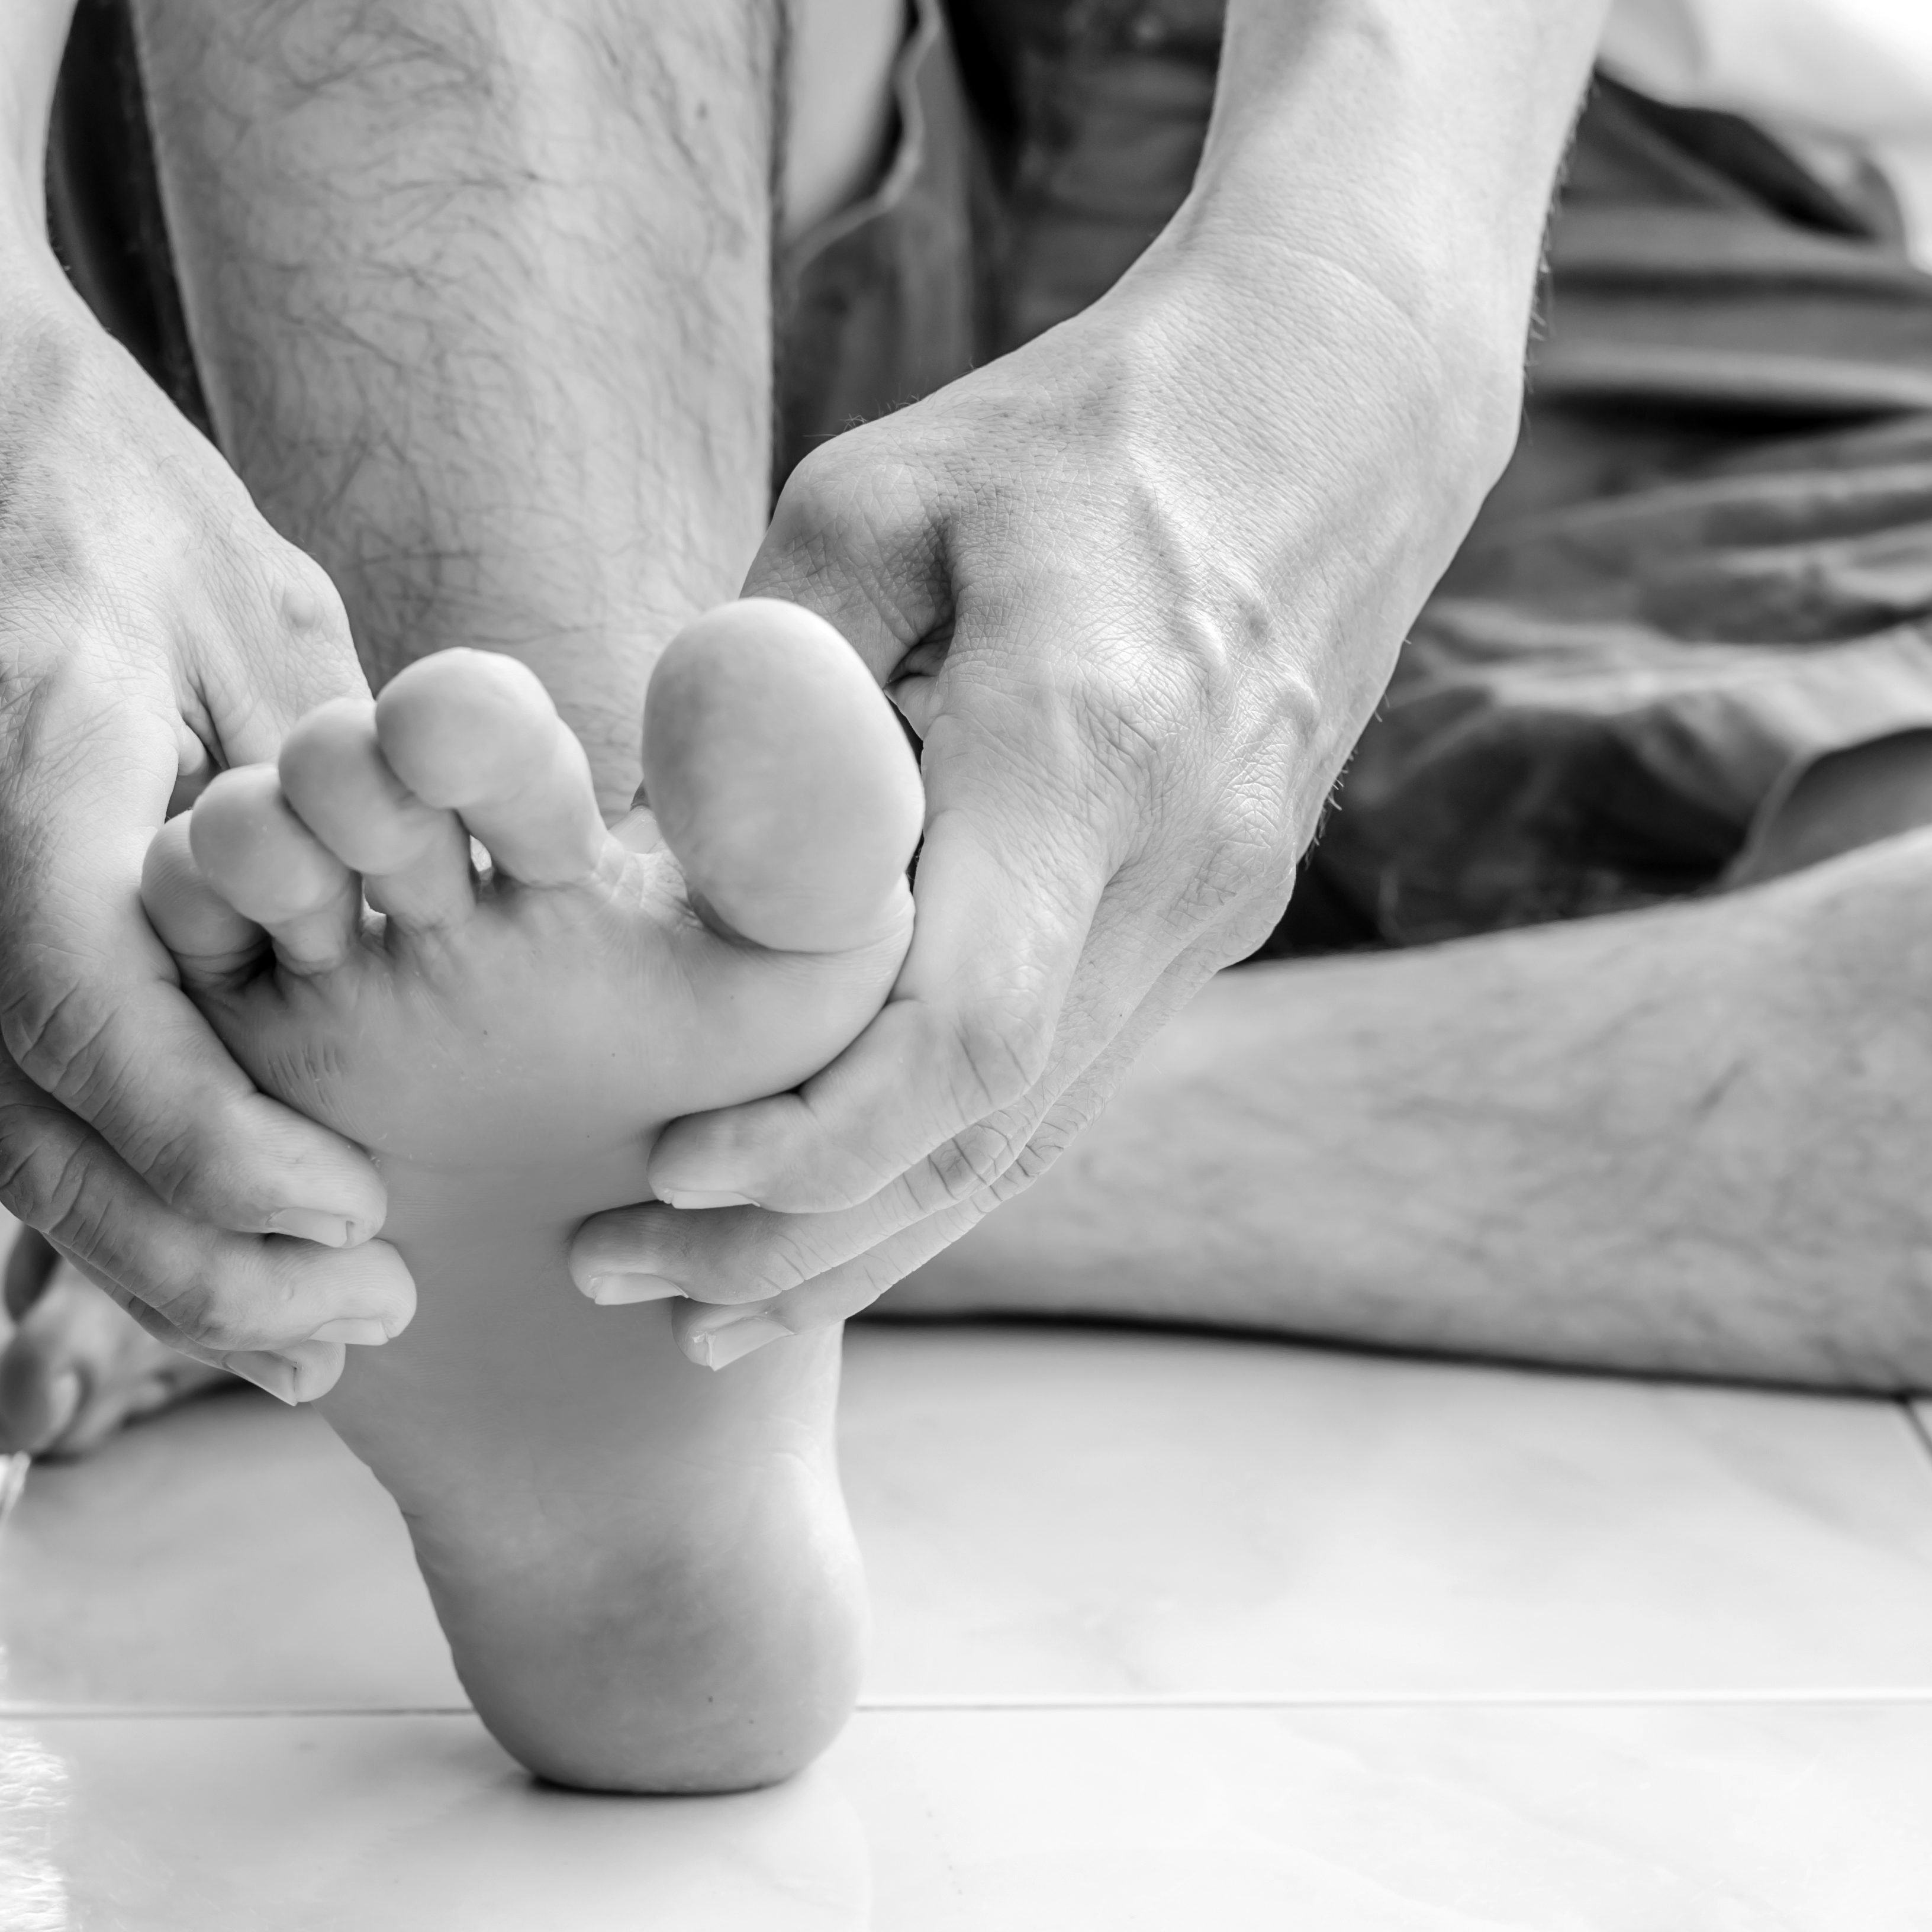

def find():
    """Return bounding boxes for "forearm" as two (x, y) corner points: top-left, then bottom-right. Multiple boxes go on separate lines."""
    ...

(1101, 0), (1609, 803)
(132, 0), (780, 808)
(1195, 0), (1609, 366)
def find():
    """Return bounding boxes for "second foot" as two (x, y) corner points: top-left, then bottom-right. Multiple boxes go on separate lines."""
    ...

(1, 1232), (234, 1456)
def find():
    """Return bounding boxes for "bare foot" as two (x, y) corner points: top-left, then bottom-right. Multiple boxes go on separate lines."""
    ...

(139, 600), (923, 1791)
(0, 1231), (234, 1456)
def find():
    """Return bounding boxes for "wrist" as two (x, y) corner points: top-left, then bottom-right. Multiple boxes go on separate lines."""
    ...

(1155, 0), (1605, 488)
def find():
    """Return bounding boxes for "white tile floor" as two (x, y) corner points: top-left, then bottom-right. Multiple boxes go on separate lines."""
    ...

(5, 1320), (1931, 1927)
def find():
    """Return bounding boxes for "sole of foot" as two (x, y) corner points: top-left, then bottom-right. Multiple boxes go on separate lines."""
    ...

(139, 600), (923, 1792)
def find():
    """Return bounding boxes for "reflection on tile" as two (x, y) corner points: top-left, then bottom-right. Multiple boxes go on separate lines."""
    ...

(856, 1703), (1932, 1931)
(0, 1393), (462, 1712)
(845, 1324), (1932, 1697)
(9, 1325), (1932, 1711)
(7, 1703), (1928, 1931)
(0, 1714), (868, 1932)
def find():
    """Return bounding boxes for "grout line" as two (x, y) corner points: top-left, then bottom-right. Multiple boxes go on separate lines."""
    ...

(854, 1688), (1932, 1713)
(0, 1705), (475, 1720)
(9, 1688), (1932, 1721)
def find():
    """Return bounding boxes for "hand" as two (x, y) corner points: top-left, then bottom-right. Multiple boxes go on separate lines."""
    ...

(569, 225), (1521, 1364)
(0, 257), (413, 1402)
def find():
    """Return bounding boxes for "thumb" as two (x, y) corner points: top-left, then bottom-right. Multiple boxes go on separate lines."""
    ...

(741, 437), (954, 686)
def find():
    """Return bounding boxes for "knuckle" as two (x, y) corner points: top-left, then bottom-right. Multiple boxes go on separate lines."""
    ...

(762, 440), (939, 637)
(915, 1116), (1028, 1213)
(0, 977), (114, 1117)
(132, 1117), (226, 1215)
(749, 1224), (827, 1299)
(150, 1248), (274, 1352)
(273, 549), (352, 643)
(944, 996), (1052, 1121)
(0, 1118), (91, 1237)
(994, 1122), (1072, 1199)
(1182, 786), (1297, 923)
(772, 446), (880, 564)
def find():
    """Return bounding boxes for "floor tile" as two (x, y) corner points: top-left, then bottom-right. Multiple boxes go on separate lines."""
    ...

(845, 1323), (1932, 1698)
(0, 1394), (463, 1712)
(7, 1702), (1928, 1931)
(10, 1325), (1932, 1711)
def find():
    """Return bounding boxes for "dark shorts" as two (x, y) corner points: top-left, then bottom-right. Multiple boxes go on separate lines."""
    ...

(49, 0), (1932, 954)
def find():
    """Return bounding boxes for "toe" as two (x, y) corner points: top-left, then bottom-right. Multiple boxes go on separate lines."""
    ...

(141, 816), (265, 991)
(642, 600), (923, 954)
(281, 697), (475, 931)
(375, 650), (606, 887)
(189, 766), (361, 975)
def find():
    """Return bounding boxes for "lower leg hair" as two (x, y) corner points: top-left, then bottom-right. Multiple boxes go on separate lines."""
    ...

(131, 0), (784, 809)
(896, 829), (1932, 1392)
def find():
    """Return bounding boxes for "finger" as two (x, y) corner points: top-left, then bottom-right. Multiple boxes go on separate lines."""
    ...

(140, 816), (267, 993)
(669, 1192), (985, 1369)
(663, 950), (1233, 1367)
(0, 1051), (416, 1364)
(643, 600), (923, 952)
(375, 651), (605, 887)
(0, 674), (388, 1238)
(575, 917), (1229, 1307)
(188, 767), (361, 975)
(279, 697), (474, 932)
(645, 796), (1104, 1214)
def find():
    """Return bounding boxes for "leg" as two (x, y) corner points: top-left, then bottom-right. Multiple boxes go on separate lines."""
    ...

(891, 824), (1932, 1392)
(133, 0), (783, 807)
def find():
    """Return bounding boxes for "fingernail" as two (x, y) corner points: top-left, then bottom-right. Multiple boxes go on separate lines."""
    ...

(307, 1318), (391, 1347)
(266, 1209), (352, 1249)
(684, 1313), (792, 1371)
(659, 1189), (754, 1212)
(588, 1273), (685, 1306)
(223, 1351), (299, 1404)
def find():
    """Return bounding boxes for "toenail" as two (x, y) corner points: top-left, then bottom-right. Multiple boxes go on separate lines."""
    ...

(222, 1351), (300, 1405)
(306, 1318), (391, 1347)
(266, 1209), (352, 1248)
(684, 1313), (792, 1371)
(588, 1273), (685, 1306)
(659, 1189), (755, 1211)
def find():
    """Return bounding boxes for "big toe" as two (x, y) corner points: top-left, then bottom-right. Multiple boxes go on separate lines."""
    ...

(642, 600), (923, 955)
